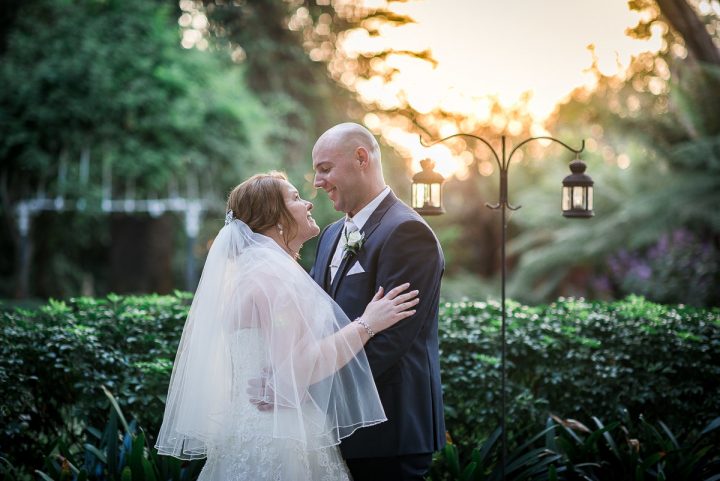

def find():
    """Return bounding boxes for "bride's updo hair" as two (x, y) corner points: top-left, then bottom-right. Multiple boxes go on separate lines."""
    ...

(227, 171), (297, 245)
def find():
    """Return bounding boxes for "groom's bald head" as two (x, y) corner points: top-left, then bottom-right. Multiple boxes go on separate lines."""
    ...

(312, 123), (386, 216)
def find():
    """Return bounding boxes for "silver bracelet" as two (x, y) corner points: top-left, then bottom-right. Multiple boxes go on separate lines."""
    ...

(354, 317), (375, 338)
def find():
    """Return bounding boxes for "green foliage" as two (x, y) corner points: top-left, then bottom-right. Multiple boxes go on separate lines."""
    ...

(429, 413), (720, 480)
(605, 229), (720, 306)
(0, 0), (283, 297)
(4, 387), (205, 481)
(0, 0), (275, 197)
(5, 394), (719, 481)
(439, 296), (720, 453)
(0, 293), (190, 468)
(1, 294), (718, 477)
(512, 58), (720, 305)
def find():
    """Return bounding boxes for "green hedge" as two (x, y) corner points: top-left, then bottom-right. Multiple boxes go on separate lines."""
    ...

(0, 294), (190, 467)
(440, 296), (720, 451)
(1, 294), (718, 470)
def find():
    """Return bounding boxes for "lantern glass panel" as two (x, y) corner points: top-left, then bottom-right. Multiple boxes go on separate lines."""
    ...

(411, 183), (421, 209)
(588, 187), (593, 210)
(562, 186), (572, 211)
(573, 187), (585, 209)
(431, 183), (441, 207)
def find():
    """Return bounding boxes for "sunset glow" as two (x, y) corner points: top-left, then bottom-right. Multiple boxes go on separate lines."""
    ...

(339, 0), (668, 177)
(349, 0), (665, 119)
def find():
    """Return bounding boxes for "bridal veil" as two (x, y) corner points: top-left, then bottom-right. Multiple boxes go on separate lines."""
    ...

(155, 218), (386, 460)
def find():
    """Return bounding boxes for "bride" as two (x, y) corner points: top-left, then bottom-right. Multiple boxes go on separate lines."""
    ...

(155, 172), (419, 480)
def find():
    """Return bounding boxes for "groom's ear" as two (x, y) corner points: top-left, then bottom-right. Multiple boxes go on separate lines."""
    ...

(355, 147), (370, 169)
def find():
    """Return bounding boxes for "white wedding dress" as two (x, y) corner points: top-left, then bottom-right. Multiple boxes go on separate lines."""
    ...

(196, 329), (351, 481)
(156, 219), (385, 480)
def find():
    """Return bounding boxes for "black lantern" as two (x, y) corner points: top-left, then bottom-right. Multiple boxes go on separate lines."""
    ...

(562, 156), (594, 218)
(411, 159), (445, 215)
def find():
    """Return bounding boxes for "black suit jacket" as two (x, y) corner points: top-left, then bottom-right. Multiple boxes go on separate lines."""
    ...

(310, 191), (446, 458)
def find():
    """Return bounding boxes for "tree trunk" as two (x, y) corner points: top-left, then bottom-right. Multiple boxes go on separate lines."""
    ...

(656, 0), (720, 66)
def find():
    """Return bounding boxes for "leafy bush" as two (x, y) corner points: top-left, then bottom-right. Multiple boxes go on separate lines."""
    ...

(439, 296), (720, 452)
(429, 412), (720, 480)
(0, 293), (192, 467)
(9, 391), (716, 481)
(1, 293), (718, 474)
(0, 387), (204, 481)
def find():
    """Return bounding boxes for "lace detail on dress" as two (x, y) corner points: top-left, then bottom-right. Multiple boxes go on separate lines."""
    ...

(196, 330), (351, 481)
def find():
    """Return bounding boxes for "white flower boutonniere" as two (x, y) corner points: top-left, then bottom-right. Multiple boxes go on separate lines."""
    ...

(343, 230), (365, 258)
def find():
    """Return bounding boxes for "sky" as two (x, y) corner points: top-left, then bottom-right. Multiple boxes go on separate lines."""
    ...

(337, 0), (670, 177)
(355, 0), (665, 119)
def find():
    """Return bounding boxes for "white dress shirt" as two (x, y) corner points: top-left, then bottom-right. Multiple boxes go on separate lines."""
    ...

(329, 187), (391, 282)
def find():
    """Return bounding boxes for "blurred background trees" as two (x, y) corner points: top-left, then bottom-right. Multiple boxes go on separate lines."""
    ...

(0, 0), (282, 297)
(0, 0), (344, 298)
(0, 0), (718, 307)
(509, 0), (720, 306)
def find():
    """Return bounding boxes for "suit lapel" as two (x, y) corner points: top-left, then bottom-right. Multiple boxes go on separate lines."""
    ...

(329, 191), (399, 298)
(359, 191), (398, 242)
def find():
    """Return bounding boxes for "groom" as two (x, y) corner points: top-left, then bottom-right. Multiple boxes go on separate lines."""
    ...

(310, 123), (446, 481)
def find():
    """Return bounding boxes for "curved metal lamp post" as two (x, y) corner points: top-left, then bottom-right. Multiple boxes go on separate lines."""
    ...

(413, 134), (591, 478)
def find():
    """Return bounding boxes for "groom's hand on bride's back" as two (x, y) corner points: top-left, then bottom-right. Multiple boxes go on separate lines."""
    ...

(247, 375), (306, 411)
(247, 369), (274, 412)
